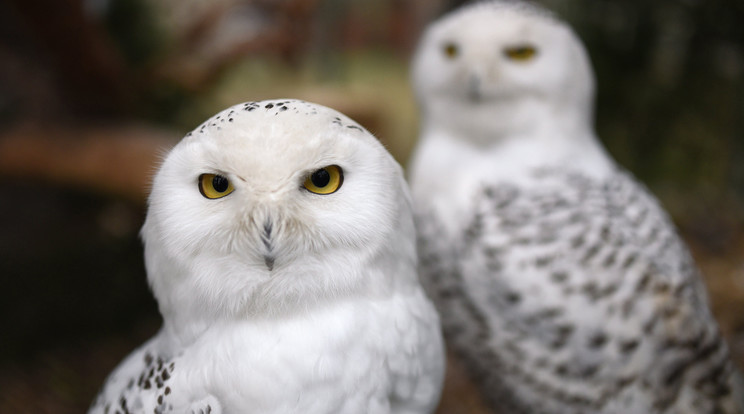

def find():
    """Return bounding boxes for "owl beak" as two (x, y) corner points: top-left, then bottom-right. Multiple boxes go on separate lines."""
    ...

(467, 74), (482, 102)
(261, 219), (275, 271)
(263, 255), (275, 271)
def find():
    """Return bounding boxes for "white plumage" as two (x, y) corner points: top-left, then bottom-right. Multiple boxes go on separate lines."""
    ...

(408, 2), (744, 413)
(89, 99), (445, 414)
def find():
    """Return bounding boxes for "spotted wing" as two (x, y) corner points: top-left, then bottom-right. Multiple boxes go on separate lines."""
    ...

(88, 335), (219, 414)
(421, 168), (741, 413)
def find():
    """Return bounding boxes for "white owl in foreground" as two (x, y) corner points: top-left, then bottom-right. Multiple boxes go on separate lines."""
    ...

(89, 99), (445, 414)
(408, 2), (744, 413)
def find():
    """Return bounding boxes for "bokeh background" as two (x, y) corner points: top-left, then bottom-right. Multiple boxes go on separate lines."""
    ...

(1, 0), (742, 412)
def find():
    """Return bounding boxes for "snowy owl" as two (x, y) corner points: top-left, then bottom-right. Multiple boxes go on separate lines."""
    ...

(408, 1), (744, 413)
(89, 99), (445, 414)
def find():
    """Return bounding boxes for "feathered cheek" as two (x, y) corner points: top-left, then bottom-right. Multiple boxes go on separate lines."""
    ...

(278, 217), (325, 254)
(156, 212), (231, 260)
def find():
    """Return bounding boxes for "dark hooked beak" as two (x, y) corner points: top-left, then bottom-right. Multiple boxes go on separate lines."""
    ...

(261, 219), (275, 271)
(467, 74), (482, 102)
(263, 255), (275, 271)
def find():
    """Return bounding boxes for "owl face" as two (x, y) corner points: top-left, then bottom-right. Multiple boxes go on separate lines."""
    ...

(142, 100), (413, 324)
(412, 2), (595, 140)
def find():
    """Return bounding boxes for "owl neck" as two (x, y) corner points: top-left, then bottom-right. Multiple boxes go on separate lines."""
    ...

(410, 98), (614, 242)
(424, 95), (594, 147)
(417, 96), (614, 179)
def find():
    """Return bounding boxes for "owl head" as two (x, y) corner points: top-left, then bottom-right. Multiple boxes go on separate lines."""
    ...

(412, 1), (595, 144)
(141, 100), (416, 338)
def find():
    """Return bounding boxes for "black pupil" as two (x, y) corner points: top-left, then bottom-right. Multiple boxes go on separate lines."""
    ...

(212, 175), (229, 192)
(311, 169), (331, 188)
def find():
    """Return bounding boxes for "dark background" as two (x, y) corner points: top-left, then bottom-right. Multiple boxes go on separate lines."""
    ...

(1, 0), (742, 412)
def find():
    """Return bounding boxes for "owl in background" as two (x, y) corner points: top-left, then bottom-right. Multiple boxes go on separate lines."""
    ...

(89, 99), (445, 414)
(408, 1), (744, 413)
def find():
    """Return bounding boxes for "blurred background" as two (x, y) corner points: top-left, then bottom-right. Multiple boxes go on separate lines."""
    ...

(0, 0), (742, 412)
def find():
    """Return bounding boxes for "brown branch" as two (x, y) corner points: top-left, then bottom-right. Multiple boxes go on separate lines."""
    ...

(0, 123), (180, 202)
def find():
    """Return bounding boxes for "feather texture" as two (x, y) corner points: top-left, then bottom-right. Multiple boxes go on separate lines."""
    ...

(90, 100), (445, 414)
(408, 2), (743, 412)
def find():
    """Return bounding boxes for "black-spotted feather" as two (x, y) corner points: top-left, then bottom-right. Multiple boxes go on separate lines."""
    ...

(418, 168), (742, 413)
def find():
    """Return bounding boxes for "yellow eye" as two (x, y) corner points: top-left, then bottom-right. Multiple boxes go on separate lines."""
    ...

(504, 45), (537, 61)
(303, 165), (343, 195)
(442, 42), (459, 59)
(199, 173), (234, 199)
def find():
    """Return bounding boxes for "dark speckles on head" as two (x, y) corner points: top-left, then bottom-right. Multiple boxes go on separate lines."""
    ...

(185, 99), (373, 143)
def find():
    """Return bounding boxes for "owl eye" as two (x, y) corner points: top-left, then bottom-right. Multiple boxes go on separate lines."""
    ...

(303, 165), (343, 195)
(199, 173), (235, 199)
(504, 45), (538, 61)
(442, 42), (459, 59)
